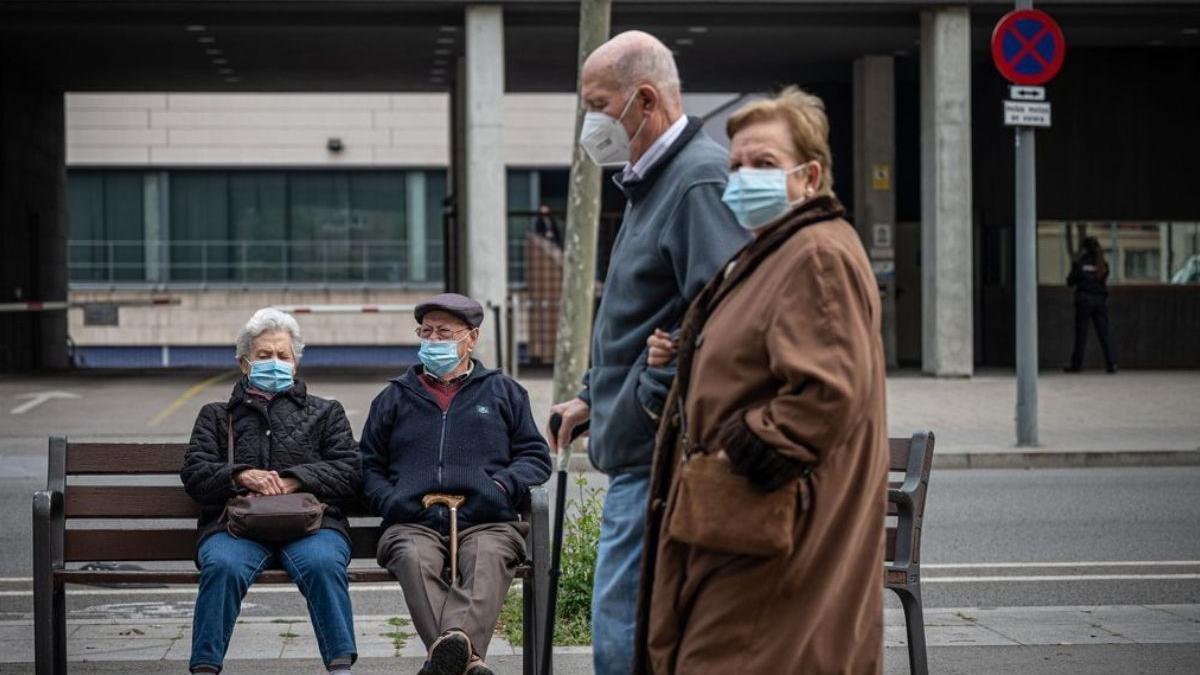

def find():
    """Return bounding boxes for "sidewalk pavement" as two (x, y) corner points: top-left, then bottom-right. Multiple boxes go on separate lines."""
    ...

(1, 605), (1196, 669)
(521, 370), (1200, 470)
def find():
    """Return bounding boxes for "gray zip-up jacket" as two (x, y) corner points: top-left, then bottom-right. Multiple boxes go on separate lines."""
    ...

(580, 116), (748, 474)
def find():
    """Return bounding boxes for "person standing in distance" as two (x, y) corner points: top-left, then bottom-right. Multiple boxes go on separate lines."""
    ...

(547, 30), (748, 675)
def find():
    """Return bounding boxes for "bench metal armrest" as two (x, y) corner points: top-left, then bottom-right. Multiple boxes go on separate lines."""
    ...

(33, 490), (65, 571)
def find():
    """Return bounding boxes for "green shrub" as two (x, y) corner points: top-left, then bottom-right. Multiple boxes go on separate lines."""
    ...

(496, 474), (605, 646)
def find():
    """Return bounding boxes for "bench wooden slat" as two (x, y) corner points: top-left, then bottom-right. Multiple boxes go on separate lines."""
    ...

(63, 485), (378, 519)
(66, 443), (187, 474)
(65, 486), (201, 518)
(66, 526), (387, 562)
(889, 437), (910, 471)
(885, 526), (895, 563)
(56, 566), (528, 585)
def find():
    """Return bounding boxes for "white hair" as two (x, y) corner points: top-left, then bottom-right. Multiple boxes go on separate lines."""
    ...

(235, 308), (304, 361)
(614, 40), (682, 106)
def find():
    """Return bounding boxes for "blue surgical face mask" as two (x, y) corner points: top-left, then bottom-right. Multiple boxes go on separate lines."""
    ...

(721, 163), (812, 230)
(247, 359), (294, 393)
(419, 339), (464, 378)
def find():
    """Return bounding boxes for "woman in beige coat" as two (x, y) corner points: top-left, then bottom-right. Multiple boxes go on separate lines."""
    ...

(634, 87), (888, 674)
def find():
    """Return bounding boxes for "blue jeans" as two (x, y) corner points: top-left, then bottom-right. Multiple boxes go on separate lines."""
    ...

(190, 529), (356, 673)
(592, 468), (651, 675)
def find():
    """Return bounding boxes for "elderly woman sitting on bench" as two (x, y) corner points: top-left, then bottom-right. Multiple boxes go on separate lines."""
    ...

(360, 293), (552, 675)
(181, 308), (361, 675)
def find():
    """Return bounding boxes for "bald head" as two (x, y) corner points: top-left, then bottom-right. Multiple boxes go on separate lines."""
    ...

(583, 31), (682, 111)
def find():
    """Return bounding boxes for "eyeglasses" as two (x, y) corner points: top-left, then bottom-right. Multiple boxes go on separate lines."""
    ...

(415, 326), (472, 341)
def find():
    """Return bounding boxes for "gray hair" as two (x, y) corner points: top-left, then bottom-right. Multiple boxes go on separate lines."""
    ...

(235, 308), (304, 361)
(613, 40), (682, 106)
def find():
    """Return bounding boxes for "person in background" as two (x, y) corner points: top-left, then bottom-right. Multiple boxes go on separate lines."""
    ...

(360, 293), (551, 675)
(546, 30), (748, 675)
(533, 204), (563, 248)
(181, 308), (360, 675)
(638, 87), (888, 674)
(1066, 236), (1117, 373)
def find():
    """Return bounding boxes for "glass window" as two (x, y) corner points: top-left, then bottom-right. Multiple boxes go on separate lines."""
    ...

(67, 168), (448, 287)
(67, 172), (144, 282)
(1038, 221), (1200, 286)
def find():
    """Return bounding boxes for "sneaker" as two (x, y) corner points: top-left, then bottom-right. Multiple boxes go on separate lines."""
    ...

(1062, 366), (1082, 373)
(1106, 364), (1118, 374)
(465, 654), (495, 675)
(418, 630), (472, 675)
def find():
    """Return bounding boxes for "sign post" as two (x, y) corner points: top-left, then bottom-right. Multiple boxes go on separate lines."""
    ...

(992, 1), (1065, 447)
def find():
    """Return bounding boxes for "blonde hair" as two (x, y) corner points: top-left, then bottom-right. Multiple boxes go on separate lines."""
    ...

(726, 86), (835, 197)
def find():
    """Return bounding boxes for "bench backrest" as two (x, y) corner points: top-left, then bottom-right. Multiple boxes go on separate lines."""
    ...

(51, 432), (932, 566)
(50, 439), (382, 563)
(884, 431), (935, 569)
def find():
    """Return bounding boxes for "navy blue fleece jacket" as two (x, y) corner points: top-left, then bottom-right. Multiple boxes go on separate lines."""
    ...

(359, 361), (551, 535)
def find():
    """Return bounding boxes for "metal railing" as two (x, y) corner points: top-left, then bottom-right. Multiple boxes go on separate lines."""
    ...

(68, 239), (445, 287)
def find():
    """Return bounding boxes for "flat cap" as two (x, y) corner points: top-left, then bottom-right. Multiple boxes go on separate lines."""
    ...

(414, 293), (484, 328)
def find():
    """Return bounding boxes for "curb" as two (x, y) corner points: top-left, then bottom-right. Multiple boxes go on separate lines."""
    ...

(564, 450), (1200, 473)
(933, 449), (1200, 469)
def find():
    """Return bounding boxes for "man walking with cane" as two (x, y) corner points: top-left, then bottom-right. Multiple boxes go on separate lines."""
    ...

(548, 31), (746, 675)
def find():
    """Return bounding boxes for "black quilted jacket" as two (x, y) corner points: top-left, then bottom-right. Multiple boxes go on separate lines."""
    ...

(181, 378), (361, 547)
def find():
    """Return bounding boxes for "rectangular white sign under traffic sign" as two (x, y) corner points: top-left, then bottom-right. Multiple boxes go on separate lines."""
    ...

(1004, 100), (1051, 128)
(1009, 86), (1045, 101)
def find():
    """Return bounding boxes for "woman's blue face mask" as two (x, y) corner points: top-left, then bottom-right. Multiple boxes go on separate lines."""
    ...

(247, 358), (294, 393)
(721, 163), (813, 230)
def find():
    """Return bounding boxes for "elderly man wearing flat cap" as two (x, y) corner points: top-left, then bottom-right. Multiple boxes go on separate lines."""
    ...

(360, 293), (551, 675)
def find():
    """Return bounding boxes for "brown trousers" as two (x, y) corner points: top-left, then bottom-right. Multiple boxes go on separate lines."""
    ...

(377, 521), (528, 658)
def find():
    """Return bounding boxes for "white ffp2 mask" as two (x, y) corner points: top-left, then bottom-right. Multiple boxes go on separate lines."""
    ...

(579, 92), (646, 167)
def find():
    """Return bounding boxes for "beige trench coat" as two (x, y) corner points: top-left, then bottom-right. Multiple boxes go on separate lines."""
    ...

(635, 197), (888, 675)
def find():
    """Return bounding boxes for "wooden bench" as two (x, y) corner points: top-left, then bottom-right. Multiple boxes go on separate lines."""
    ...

(32, 438), (551, 675)
(886, 431), (935, 675)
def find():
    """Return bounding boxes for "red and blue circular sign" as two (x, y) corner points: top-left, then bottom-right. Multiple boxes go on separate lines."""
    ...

(991, 9), (1066, 85)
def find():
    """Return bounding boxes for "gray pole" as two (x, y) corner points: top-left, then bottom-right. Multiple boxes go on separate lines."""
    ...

(552, 0), (611, 466)
(1014, 0), (1038, 445)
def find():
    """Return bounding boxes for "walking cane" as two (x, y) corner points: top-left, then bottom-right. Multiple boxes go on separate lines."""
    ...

(422, 493), (467, 585)
(543, 413), (589, 675)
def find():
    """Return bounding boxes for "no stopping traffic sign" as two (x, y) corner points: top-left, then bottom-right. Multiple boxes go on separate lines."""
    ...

(991, 9), (1065, 85)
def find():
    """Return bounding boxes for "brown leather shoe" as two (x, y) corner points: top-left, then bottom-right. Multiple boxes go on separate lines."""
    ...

(465, 654), (495, 675)
(417, 629), (472, 675)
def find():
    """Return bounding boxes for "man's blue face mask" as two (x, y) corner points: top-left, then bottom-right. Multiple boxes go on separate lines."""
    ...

(720, 163), (813, 230)
(419, 339), (464, 378)
(247, 358), (294, 393)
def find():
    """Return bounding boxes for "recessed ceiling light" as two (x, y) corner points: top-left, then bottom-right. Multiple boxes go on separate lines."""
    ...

(197, 36), (215, 44)
(439, 25), (458, 33)
(671, 49), (681, 56)
(433, 59), (448, 66)
(436, 37), (455, 45)
(894, 49), (909, 56)
(212, 58), (228, 65)
(430, 77), (446, 84)
(431, 68), (448, 76)
(205, 48), (222, 56)
(1183, 28), (1199, 35)
(224, 76), (241, 84)
(675, 38), (694, 46)
(434, 48), (451, 56)
(687, 26), (708, 34)
(218, 68), (234, 75)
(186, 25), (206, 32)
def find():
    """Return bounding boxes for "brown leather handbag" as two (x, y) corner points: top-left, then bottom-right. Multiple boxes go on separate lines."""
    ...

(664, 402), (805, 558)
(224, 415), (325, 542)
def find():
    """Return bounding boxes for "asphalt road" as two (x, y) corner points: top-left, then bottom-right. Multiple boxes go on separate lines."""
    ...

(2, 372), (1199, 672)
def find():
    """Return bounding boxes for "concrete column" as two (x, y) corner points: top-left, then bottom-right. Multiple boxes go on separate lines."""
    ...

(853, 55), (898, 369)
(463, 4), (506, 368)
(0, 64), (68, 371)
(920, 7), (973, 377)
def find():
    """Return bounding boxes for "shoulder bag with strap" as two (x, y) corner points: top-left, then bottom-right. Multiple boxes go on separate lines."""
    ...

(224, 413), (326, 542)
